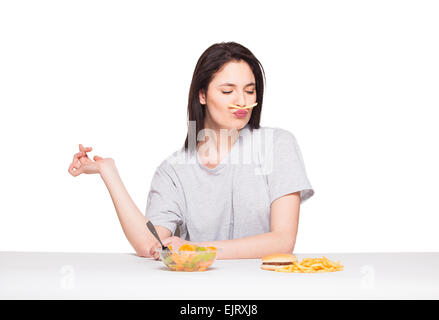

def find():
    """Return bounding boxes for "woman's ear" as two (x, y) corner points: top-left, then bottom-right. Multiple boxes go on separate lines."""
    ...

(199, 89), (206, 105)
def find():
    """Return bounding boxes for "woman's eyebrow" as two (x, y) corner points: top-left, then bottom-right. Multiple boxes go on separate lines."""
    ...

(219, 82), (255, 87)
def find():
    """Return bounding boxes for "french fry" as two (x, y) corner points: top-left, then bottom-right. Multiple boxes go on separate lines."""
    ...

(228, 103), (258, 110)
(274, 257), (344, 273)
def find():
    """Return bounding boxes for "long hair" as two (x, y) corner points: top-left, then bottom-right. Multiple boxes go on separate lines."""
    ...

(184, 42), (266, 154)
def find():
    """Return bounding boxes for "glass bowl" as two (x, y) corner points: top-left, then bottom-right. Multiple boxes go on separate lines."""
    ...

(156, 246), (221, 272)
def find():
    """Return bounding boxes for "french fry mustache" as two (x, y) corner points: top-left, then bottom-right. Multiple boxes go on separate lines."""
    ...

(228, 102), (258, 110)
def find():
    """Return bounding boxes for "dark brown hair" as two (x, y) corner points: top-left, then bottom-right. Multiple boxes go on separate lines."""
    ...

(184, 41), (266, 153)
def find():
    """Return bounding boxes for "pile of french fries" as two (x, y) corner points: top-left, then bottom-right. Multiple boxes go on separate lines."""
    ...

(276, 256), (344, 273)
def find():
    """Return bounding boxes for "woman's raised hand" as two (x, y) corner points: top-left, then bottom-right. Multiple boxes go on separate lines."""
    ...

(68, 144), (113, 177)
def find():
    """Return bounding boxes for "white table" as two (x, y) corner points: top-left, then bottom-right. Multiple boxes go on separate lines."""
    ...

(1, 252), (438, 299)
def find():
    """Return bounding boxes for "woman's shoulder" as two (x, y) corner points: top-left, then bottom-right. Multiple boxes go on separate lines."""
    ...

(157, 145), (195, 171)
(149, 150), (186, 186)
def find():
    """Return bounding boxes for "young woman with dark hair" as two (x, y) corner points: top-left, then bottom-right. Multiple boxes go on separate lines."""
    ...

(68, 42), (314, 260)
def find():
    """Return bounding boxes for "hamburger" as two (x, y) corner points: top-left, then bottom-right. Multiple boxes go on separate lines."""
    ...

(260, 253), (297, 271)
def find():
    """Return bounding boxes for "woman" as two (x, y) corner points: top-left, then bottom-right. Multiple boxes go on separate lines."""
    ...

(68, 42), (314, 260)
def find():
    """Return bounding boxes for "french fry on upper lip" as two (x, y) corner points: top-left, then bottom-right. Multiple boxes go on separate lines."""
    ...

(228, 103), (258, 110)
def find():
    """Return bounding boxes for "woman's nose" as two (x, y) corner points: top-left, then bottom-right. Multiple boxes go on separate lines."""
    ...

(235, 91), (247, 107)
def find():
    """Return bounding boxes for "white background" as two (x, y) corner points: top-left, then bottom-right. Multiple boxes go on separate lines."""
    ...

(0, 0), (438, 254)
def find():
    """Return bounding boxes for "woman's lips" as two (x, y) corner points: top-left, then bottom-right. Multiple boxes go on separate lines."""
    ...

(233, 109), (248, 118)
(228, 103), (257, 119)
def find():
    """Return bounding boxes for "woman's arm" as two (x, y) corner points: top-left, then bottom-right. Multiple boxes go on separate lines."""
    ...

(202, 192), (300, 259)
(99, 161), (171, 257)
(163, 192), (301, 259)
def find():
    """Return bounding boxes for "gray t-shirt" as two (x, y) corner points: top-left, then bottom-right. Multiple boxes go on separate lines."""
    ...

(145, 124), (314, 242)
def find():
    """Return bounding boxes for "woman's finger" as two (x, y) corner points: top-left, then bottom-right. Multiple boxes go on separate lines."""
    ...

(69, 148), (91, 176)
(72, 152), (82, 163)
(69, 165), (78, 177)
(69, 156), (81, 170)
(79, 144), (92, 152)
(68, 163), (75, 175)
(68, 163), (82, 177)
(153, 251), (160, 260)
(71, 153), (82, 167)
(75, 154), (87, 169)
(79, 153), (89, 163)
(74, 166), (83, 176)
(149, 246), (159, 259)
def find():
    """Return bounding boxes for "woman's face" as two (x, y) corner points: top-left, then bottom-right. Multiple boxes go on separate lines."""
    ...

(199, 60), (257, 131)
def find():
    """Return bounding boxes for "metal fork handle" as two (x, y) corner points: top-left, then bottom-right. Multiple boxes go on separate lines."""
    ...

(146, 221), (166, 250)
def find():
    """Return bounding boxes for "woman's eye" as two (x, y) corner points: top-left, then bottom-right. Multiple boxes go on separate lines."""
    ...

(222, 91), (255, 94)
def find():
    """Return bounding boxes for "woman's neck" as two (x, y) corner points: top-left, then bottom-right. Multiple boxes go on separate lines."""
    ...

(197, 123), (241, 166)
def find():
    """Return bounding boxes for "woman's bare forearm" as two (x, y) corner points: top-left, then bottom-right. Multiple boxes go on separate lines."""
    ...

(99, 161), (155, 256)
(196, 231), (295, 260)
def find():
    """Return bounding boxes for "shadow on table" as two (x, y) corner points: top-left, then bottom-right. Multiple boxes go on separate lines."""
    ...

(157, 266), (219, 272)
(126, 253), (219, 272)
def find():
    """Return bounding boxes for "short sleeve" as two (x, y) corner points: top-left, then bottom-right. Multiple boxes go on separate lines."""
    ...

(264, 128), (315, 205)
(145, 161), (184, 236)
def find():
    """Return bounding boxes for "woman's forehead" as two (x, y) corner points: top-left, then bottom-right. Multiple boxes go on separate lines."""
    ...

(211, 61), (255, 86)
